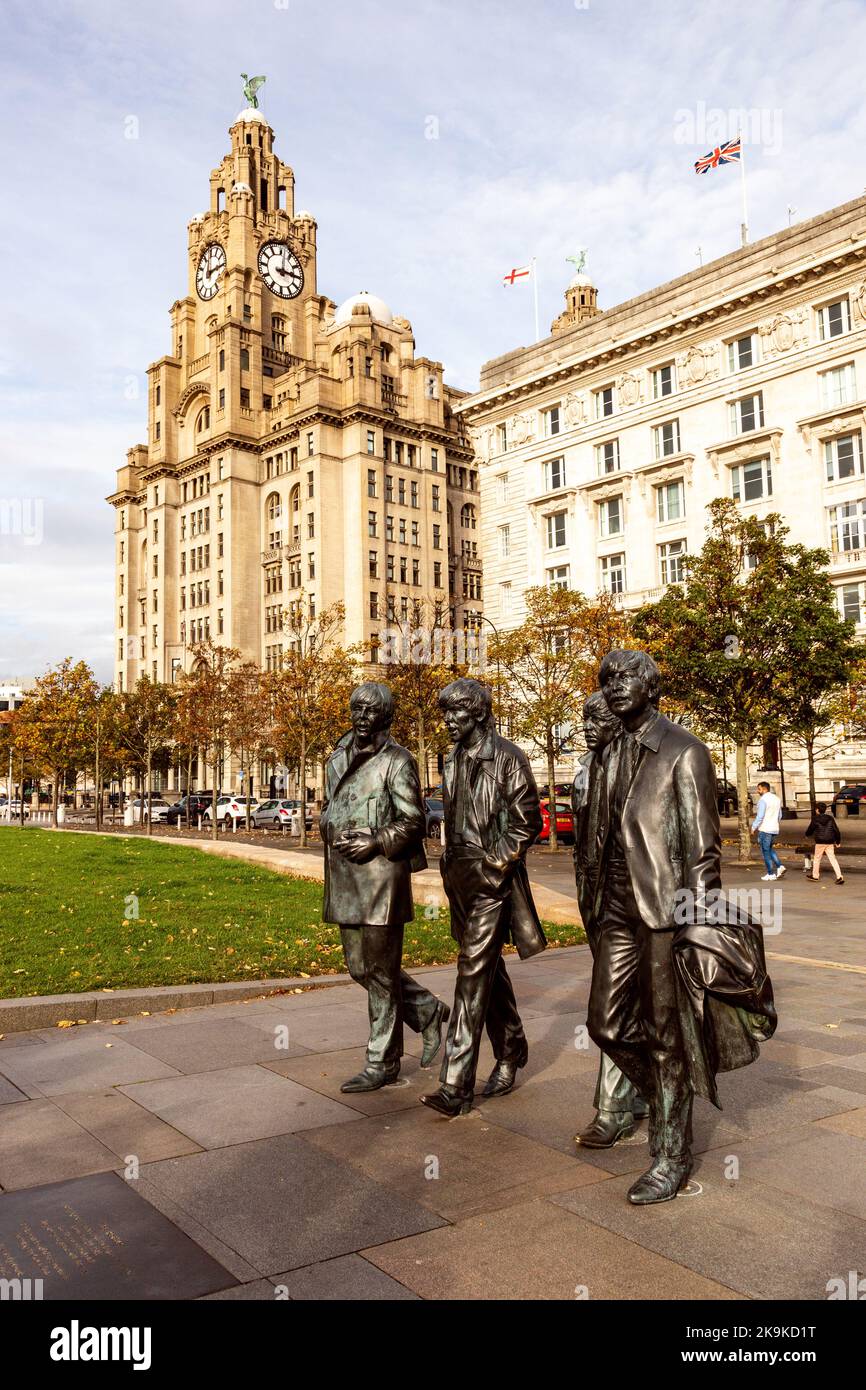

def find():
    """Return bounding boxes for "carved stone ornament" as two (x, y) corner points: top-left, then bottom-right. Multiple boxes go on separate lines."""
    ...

(854, 281), (866, 325)
(510, 411), (537, 446)
(563, 391), (586, 428)
(759, 307), (809, 358)
(617, 372), (642, 409)
(799, 409), (866, 455)
(679, 346), (709, 386)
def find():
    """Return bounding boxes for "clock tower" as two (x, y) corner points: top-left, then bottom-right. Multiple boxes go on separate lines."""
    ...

(108, 101), (481, 797)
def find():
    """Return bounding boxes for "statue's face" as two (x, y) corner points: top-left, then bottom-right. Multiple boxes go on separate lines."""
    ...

(584, 710), (619, 752)
(600, 663), (652, 720)
(441, 699), (478, 745)
(350, 695), (388, 742)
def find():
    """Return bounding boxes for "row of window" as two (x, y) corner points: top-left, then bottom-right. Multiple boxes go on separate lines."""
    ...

(497, 295), (857, 450)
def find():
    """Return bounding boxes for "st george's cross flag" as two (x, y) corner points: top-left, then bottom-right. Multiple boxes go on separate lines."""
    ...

(503, 264), (532, 285)
(694, 136), (741, 174)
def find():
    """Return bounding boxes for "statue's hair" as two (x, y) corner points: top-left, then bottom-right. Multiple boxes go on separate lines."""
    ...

(598, 649), (662, 706)
(583, 689), (620, 725)
(349, 681), (394, 725)
(438, 677), (493, 722)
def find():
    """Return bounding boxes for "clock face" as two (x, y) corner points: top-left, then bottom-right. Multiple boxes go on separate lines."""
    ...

(258, 240), (304, 299)
(196, 243), (226, 300)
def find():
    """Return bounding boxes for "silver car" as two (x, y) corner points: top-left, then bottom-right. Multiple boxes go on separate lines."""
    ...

(251, 798), (312, 830)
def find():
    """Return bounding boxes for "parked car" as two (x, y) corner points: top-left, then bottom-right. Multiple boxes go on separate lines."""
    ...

(424, 798), (444, 837)
(832, 784), (866, 816)
(1, 798), (29, 819)
(252, 799), (313, 831)
(166, 793), (214, 826)
(538, 783), (572, 799)
(202, 795), (259, 829)
(536, 798), (575, 845)
(716, 779), (739, 815)
(131, 796), (171, 824)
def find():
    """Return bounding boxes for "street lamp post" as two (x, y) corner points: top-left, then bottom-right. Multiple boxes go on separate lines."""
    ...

(478, 614), (502, 733)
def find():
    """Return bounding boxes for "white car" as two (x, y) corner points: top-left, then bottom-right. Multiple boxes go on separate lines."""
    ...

(131, 796), (171, 824)
(251, 798), (312, 830)
(202, 795), (259, 829)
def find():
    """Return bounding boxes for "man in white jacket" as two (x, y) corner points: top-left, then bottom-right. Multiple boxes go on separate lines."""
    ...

(751, 781), (787, 880)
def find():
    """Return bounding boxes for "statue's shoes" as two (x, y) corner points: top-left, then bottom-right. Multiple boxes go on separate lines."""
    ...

(627, 1157), (693, 1205)
(575, 1111), (636, 1149)
(340, 1065), (400, 1093)
(420, 1001), (451, 1068)
(481, 1040), (529, 1098)
(420, 1086), (472, 1117)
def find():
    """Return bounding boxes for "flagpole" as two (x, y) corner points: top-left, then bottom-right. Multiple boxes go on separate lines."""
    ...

(739, 131), (749, 247)
(532, 257), (540, 342)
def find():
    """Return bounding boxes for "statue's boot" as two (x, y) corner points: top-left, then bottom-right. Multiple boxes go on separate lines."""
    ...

(420, 1001), (451, 1068)
(627, 1156), (693, 1205)
(340, 1063), (400, 1093)
(481, 1039), (529, 1097)
(575, 1110), (636, 1149)
(420, 1085), (472, 1117)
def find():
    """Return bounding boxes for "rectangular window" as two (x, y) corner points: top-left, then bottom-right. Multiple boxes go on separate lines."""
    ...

(598, 496), (623, 538)
(727, 333), (756, 372)
(240, 388), (250, 408)
(817, 298), (851, 340)
(307, 431), (314, 456)
(411, 520), (419, 545)
(412, 558), (420, 584)
(546, 510), (567, 549)
(499, 581), (512, 616)
(730, 392), (764, 435)
(654, 419), (681, 458)
(820, 363), (857, 409)
(154, 421), (160, 440)
(594, 385), (614, 419)
(431, 447), (439, 471)
(367, 470), (377, 497)
(659, 538), (688, 584)
(411, 481), (419, 508)
(600, 553), (626, 595)
(839, 583), (863, 625)
(368, 511), (378, 537)
(543, 405), (561, 437)
(385, 514), (394, 542)
(499, 524), (510, 558)
(307, 471), (314, 498)
(652, 363), (675, 399)
(731, 458), (772, 502)
(825, 432), (864, 482)
(431, 484), (440, 511)
(433, 560), (442, 587)
(546, 564), (570, 589)
(829, 499), (866, 553)
(497, 472), (509, 503)
(596, 439), (620, 475)
(497, 422), (508, 453)
(369, 592), (379, 619)
(543, 456), (566, 491)
(656, 479), (685, 523)
(369, 550), (379, 578)
(432, 524), (441, 549)
(367, 430), (376, 455)
(240, 348), (250, 370)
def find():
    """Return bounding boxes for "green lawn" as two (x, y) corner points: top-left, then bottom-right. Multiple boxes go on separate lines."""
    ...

(0, 829), (584, 999)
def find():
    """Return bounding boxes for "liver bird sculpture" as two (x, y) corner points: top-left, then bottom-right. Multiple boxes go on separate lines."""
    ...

(241, 74), (266, 108)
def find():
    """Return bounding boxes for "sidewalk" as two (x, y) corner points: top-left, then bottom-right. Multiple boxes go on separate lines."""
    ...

(0, 863), (863, 1300)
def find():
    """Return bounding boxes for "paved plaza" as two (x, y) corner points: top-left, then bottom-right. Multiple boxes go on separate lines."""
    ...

(0, 850), (864, 1301)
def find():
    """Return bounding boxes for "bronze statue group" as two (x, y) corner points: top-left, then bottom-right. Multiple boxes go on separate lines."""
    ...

(321, 651), (776, 1207)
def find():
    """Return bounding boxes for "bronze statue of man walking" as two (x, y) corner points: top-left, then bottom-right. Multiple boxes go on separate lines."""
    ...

(321, 682), (449, 1093)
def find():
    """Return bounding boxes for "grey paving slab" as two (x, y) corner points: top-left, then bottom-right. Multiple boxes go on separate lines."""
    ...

(117, 1016), (314, 1072)
(735, 1125), (866, 1222)
(0, 1032), (47, 1050)
(53, 1089), (203, 1164)
(771, 1026), (866, 1057)
(265, 1047), (433, 1115)
(132, 1175), (262, 1284)
(815, 1107), (866, 1139)
(789, 1065), (866, 1096)
(0, 1171), (236, 1300)
(0, 1075), (27, 1104)
(200, 1279), (277, 1300)
(554, 1164), (866, 1301)
(0, 1033), (180, 1096)
(119, 1065), (360, 1149)
(140, 1133), (447, 1274)
(0, 1098), (122, 1190)
(362, 1196), (740, 1301)
(270, 1253), (420, 1300)
(253, 1004), (377, 1053)
(303, 1104), (609, 1221)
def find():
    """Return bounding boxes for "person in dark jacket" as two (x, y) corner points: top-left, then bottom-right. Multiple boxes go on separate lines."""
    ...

(321, 683), (449, 1093)
(805, 803), (844, 884)
(421, 678), (545, 1118)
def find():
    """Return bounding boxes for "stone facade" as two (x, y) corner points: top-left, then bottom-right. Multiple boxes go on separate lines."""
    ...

(456, 195), (866, 798)
(107, 109), (481, 710)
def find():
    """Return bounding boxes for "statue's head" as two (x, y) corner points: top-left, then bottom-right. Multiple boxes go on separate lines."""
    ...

(438, 678), (493, 745)
(598, 649), (661, 721)
(582, 690), (621, 753)
(349, 682), (394, 740)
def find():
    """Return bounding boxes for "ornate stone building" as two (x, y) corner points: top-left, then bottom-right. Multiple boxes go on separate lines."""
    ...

(457, 195), (866, 797)
(108, 106), (481, 706)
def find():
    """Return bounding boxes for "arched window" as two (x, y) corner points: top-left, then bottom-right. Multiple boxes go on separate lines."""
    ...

(272, 315), (286, 351)
(266, 492), (282, 523)
(196, 406), (210, 433)
(461, 503), (477, 529)
(266, 492), (282, 549)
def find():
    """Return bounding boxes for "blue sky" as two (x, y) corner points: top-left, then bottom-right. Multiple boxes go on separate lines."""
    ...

(2, 0), (866, 681)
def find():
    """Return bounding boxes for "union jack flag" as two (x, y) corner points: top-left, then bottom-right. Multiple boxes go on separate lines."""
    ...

(694, 136), (741, 175)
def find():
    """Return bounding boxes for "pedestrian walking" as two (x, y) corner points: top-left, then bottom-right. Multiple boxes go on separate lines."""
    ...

(805, 803), (844, 884)
(751, 781), (786, 880)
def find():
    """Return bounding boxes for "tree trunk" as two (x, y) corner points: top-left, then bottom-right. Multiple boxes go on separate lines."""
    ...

(95, 738), (102, 831)
(299, 731), (307, 848)
(245, 752), (252, 832)
(736, 738), (751, 863)
(146, 751), (153, 837)
(806, 738), (817, 814)
(52, 770), (59, 828)
(546, 733), (558, 852)
(211, 756), (219, 842)
(186, 750), (193, 828)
